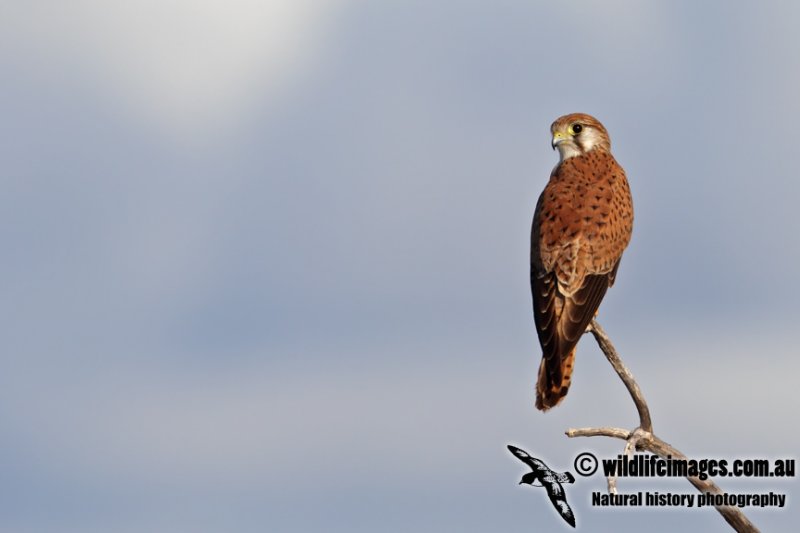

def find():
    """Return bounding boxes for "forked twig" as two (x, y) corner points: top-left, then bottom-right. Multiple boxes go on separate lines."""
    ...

(566, 319), (759, 533)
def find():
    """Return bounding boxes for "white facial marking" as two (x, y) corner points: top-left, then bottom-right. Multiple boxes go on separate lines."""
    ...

(556, 142), (582, 161)
(579, 127), (604, 152)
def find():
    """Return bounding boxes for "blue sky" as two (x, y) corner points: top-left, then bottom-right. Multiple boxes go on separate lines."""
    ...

(1, 1), (798, 531)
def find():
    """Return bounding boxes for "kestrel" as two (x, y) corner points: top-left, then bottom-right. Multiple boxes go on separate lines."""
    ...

(531, 113), (633, 411)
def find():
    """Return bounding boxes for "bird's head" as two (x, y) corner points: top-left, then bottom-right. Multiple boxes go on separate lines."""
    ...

(550, 113), (611, 162)
(519, 472), (540, 486)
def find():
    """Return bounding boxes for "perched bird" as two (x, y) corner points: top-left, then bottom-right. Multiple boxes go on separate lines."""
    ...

(531, 113), (633, 410)
(508, 444), (576, 528)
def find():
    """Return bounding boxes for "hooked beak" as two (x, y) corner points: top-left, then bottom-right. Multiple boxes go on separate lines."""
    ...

(551, 131), (567, 150)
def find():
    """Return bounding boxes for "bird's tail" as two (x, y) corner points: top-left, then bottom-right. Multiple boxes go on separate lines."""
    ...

(535, 346), (576, 411)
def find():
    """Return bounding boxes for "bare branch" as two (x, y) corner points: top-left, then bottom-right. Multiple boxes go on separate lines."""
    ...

(566, 320), (759, 533)
(566, 427), (630, 440)
(587, 319), (652, 433)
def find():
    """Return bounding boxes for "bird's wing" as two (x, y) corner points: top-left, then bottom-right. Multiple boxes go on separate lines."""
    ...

(543, 480), (576, 528)
(530, 269), (560, 376)
(507, 445), (549, 474)
(558, 269), (614, 351)
(531, 267), (611, 386)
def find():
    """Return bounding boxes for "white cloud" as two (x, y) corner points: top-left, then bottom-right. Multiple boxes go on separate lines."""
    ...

(2, 0), (344, 138)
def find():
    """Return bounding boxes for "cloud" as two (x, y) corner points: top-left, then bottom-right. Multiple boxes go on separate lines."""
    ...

(2, 0), (344, 138)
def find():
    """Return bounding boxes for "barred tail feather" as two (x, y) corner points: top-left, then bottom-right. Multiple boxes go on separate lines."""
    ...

(535, 346), (576, 411)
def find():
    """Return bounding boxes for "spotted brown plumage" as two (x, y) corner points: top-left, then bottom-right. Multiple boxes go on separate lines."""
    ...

(531, 113), (633, 411)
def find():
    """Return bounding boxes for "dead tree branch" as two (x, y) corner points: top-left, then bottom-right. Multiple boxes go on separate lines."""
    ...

(566, 319), (759, 533)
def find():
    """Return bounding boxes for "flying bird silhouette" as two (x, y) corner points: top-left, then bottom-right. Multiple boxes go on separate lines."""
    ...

(508, 444), (576, 528)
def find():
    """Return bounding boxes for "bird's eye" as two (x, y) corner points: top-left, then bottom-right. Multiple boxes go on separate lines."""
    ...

(571, 124), (583, 135)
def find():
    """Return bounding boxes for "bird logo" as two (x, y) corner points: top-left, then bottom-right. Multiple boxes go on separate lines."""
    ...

(508, 444), (576, 528)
